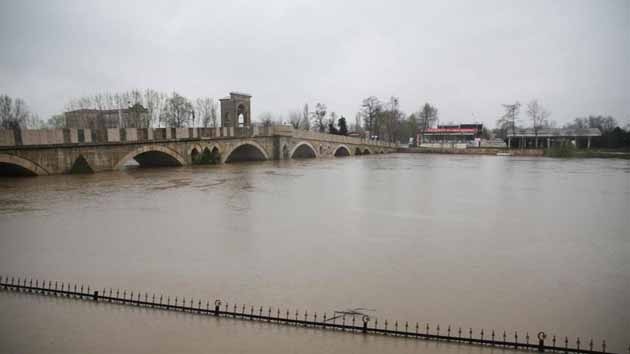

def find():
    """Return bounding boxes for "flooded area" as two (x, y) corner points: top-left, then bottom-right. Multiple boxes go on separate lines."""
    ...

(1, 154), (629, 353)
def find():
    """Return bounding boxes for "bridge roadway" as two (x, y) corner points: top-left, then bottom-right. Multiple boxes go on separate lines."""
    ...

(0, 125), (397, 176)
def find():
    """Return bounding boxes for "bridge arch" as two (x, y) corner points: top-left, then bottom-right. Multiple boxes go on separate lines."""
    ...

(355, 147), (362, 155)
(0, 154), (49, 176)
(333, 145), (351, 157)
(188, 144), (202, 163)
(290, 141), (317, 159)
(222, 140), (269, 163)
(114, 145), (186, 169)
(363, 148), (372, 155)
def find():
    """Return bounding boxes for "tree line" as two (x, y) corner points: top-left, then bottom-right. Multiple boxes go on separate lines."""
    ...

(63, 90), (218, 128)
(265, 97), (439, 143)
(2, 91), (629, 149)
(496, 99), (630, 149)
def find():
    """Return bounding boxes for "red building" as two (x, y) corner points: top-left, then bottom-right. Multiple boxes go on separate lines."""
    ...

(417, 124), (483, 145)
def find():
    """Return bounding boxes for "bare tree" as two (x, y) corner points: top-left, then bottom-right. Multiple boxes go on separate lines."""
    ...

(526, 99), (550, 147)
(500, 102), (521, 142)
(360, 96), (382, 137)
(382, 96), (403, 142)
(312, 103), (327, 133)
(143, 89), (167, 127)
(0, 95), (35, 129)
(288, 110), (303, 129)
(195, 97), (216, 128)
(161, 92), (193, 127)
(416, 103), (438, 144)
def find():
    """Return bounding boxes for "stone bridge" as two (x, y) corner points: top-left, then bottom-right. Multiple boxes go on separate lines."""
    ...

(0, 126), (397, 176)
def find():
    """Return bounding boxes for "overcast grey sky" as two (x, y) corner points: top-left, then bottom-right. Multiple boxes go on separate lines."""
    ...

(1, 0), (629, 127)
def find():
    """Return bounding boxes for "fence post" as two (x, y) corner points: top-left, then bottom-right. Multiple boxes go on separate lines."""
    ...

(93, 291), (98, 301)
(362, 316), (369, 334)
(214, 299), (221, 316)
(538, 332), (547, 352)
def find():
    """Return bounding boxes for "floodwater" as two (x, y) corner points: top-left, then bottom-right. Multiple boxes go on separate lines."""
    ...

(0, 154), (629, 354)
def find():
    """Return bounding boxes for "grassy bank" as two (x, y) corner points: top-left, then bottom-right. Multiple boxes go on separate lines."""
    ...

(544, 145), (630, 159)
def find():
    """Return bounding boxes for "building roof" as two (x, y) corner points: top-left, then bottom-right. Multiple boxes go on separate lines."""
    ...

(507, 128), (601, 138)
(422, 127), (478, 134)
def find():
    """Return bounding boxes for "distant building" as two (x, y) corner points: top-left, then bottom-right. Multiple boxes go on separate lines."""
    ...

(506, 128), (601, 149)
(65, 103), (149, 129)
(417, 123), (483, 145)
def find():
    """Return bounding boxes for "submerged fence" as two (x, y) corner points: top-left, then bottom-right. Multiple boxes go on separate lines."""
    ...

(0, 276), (621, 354)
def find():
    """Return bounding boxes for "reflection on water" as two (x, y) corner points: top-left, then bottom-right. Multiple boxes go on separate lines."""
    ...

(0, 154), (629, 353)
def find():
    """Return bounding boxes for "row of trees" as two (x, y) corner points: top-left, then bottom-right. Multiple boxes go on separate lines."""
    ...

(496, 99), (552, 140)
(496, 99), (630, 149)
(64, 90), (218, 128)
(0, 94), (42, 129)
(270, 97), (438, 143)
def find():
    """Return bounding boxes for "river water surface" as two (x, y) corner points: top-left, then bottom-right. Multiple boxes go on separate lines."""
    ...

(1, 154), (629, 353)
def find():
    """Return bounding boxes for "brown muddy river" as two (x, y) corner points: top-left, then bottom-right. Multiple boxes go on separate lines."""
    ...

(1, 153), (629, 353)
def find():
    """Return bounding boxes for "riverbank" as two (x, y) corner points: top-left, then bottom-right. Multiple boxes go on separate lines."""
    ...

(398, 147), (544, 156)
(544, 145), (630, 159)
(399, 147), (630, 159)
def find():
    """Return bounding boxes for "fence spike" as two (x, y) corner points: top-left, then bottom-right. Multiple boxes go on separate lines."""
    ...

(295, 309), (298, 321)
(385, 320), (388, 330)
(503, 331), (506, 342)
(260, 306), (263, 317)
(405, 321), (408, 333)
(225, 302), (228, 311)
(492, 329), (495, 341)
(314, 312), (317, 322)
(459, 327), (462, 339)
(437, 324), (440, 336)
(481, 329), (484, 340)
(175, 296), (178, 306)
(415, 322), (419, 334)
(589, 338), (593, 351)
(352, 315), (355, 327)
(268, 307), (271, 318)
(564, 336), (568, 349)
(323, 312), (327, 323)
(426, 323), (430, 335)
(167, 296), (170, 306)
(394, 320), (398, 332)
(305, 310), (308, 322)
(552, 335), (556, 347)
(374, 318), (378, 329)
(277, 308), (280, 318)
(470, 328), (473, 341)
(602, 339), (606, 353)
(448, 325), (451, 337)
(577, 337), (581, 350)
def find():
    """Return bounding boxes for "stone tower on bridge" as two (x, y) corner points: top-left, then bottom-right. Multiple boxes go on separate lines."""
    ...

(220, 92), (251, 128)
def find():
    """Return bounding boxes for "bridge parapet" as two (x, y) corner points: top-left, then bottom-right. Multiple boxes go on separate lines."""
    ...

(0, 126), (395, 149)
(269, 125), (396, 148)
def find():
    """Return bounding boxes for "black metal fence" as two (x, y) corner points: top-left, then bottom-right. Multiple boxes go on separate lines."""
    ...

(0, 276), (620, 354)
